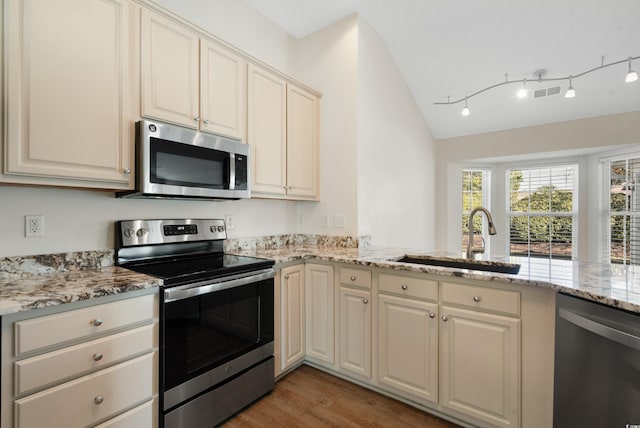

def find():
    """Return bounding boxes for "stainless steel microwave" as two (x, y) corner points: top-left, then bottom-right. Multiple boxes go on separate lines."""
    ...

(117, 120), (250, 200)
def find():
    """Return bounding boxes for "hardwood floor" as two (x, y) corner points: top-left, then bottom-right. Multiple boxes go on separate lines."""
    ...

(222, 365), (461, 427)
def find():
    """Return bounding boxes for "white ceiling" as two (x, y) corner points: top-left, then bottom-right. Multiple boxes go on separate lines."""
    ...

(243, 0), (640, 139)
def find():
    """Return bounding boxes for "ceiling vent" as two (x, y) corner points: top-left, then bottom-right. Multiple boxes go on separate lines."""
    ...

(533, 85), (562, 99)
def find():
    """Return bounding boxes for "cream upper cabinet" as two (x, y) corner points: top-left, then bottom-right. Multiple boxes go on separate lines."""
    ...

(378, 294), (438, 405)
(141, 10), (246, 140)
(248, 64), (320, 200)
(304, 264), (334, 366)
(439, 305), (520, 428)
(200, 40), (246, 140)
(280, 265), (305, 371)
(3, 0), (137, 189)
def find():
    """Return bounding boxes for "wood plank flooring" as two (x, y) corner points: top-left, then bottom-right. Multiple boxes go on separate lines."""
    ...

(222, 365), (461, 427)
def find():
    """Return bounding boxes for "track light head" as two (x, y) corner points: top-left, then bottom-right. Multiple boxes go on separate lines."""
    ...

(565, 76), (576, 98)
(516, 79), (528, 99)
(626, 58), (638, 82)
(461, 98), (470, 116)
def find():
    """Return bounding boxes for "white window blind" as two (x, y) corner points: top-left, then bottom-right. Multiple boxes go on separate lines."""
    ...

(604, 156), (640, 265)
(462, 169), (490, 253)
(506, 165), (577, 260)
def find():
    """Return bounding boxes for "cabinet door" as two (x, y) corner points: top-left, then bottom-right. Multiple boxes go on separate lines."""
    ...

(304, 264), (334, 365)
(280, 265), (305, 370)
(200, 40), (246, 140)
(378, 294), (438, 404)
(286, 84), (319, 199)
(141, 9), (199, 128)
(338, 286), (371, 379)
(4, 0), (134, 188)
(440, 305), (520, 428)
(247, 64), (287, 196)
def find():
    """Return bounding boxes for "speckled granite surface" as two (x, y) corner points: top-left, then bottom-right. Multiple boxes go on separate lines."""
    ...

(228, 245), (640, 314)
(0, 251), (161, 316)
(2, 241), (639, 316)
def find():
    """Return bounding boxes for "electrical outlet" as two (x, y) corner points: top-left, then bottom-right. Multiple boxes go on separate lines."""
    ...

(25, 215), (45, 237)
(335, 214), (346, 228)
(298, 213), (305, 226)
(321, 214), (330, 228)
(225, 214), (235, 230)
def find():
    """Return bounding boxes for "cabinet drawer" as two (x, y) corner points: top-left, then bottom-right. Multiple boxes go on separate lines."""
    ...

(379, 273), (437, 301)
(14, 294), (155, 356)
(14, 352), (154, 428)
(339, 267), (372, 289)
(15, 324), (155, 395)
(441, 282), (520, 317)
(94, 397), (156, 428)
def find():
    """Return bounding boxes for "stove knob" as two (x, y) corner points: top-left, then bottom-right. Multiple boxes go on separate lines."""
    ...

(123, 228), (136, 239)
(217, 225), (225, 232)
(136, 228), (148, 237)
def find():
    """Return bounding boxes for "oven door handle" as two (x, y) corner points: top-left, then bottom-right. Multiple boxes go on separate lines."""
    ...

(164, 268), (275, 303)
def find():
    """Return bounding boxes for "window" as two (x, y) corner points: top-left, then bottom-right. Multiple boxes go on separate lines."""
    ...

(506, 165), (577, 260)
(603, 155), (640, 265)
(462, 169), (490, 253)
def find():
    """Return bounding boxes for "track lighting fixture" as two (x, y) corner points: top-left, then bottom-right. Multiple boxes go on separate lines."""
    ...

(626, 57), (638, 83)
(436, 54), (639, 116)
(461, 98), (470, 116)
(565, 76), (575, 98)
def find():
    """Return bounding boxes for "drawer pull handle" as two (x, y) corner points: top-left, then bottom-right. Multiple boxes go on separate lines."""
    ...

(401, 284), (408, 290)
(350, 275), (356, 281)
(429, 312), (436, 319)
(92, 319), (103, 327)
(441, 315), (448, 322)
(363, 298), (369, 304)
(93, 353), (103, 362)
(94, 396), (104, 405)
(473, 296), (482, 303)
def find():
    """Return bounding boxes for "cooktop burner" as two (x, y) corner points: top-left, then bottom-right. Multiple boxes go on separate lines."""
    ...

(115, 218), (274, 286)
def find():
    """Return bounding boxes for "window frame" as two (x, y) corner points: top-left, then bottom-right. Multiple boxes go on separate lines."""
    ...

(461, 168), (492, 254)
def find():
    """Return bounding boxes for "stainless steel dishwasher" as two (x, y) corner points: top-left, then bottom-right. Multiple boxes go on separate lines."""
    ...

(554, 292), (640, 427)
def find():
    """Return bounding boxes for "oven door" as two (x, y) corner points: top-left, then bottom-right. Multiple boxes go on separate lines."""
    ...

(161, 269), (274, 411)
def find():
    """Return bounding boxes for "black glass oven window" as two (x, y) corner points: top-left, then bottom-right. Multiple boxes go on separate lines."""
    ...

(150, 137), (229, 189)
(163, 279), (274, 391)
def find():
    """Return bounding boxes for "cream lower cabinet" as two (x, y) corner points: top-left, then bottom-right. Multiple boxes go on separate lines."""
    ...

(378, 294), (438, 404)
(337, 267), (372, 380)
(3, 0), (137, 189)
(280, 264), (306, 372)
(248, 64), (319, 200)
(0, 292), (159, 428)
(304, 264), (335, 366)
(439, 282), (521, 428)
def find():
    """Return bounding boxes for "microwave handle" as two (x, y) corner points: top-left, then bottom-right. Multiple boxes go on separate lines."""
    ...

(229, 153), (235, 190)
(164, 268), (274, 303)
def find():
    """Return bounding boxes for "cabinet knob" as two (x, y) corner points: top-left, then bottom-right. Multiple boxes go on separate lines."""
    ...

(194, 117), (200, 122)
(401, 284), (408, 290)
(204, 119), (210, 124)
(363, 298), (369, 304)
(284, 274), (290, 280)
(94, 396), (104, 405)
(123, 168), (131, 174)
(473, 295), (482, 303)
(93, 353), (103, 362)
(350, 275), (356, 281)
(92, 319), (103, 327)
(441, 315), (448, 322)
(429, 312), (436, 319)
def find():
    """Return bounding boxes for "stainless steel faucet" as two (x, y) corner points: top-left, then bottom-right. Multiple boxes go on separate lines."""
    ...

(466, 206), (497, 259)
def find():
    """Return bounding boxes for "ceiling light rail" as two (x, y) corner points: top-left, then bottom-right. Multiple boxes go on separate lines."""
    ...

(434, 55), (640, 116)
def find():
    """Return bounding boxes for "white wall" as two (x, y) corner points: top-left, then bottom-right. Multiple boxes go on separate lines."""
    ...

(356, 19), (436, 250)
(0, 0), (303, 257)
(295, 16), (360, 236)
(435, 111), (640, 260)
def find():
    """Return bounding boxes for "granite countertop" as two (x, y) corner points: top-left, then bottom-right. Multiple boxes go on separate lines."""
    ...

(1, 242), (638, 316)
(228, 245), (640, 314)
(0, 251), (162, 316)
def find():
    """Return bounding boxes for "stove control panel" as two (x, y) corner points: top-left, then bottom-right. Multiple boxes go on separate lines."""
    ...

(117, 219), (226, 246)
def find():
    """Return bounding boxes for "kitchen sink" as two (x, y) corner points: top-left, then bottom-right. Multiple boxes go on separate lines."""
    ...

(393, 255), (521, 275)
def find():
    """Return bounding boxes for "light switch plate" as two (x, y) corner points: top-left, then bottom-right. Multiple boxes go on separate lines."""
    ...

(335, 214), (346, 228)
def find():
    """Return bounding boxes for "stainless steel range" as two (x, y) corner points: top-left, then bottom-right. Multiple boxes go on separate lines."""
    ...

(115, 219), (275, 428)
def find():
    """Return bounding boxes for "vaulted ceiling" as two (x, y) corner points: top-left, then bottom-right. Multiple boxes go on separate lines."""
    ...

(244, 0), (640, 139)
